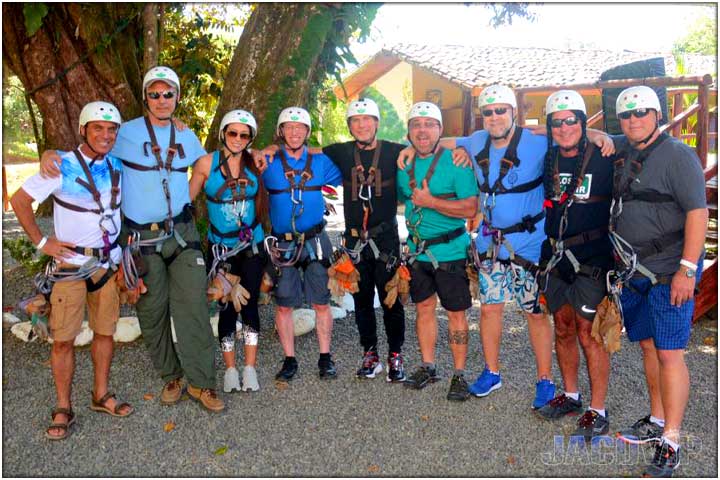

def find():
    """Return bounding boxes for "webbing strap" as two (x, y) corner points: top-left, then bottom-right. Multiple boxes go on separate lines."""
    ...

(208, 150), (255, 203)
(474, 127), (525, 194)
(351, 140), (383, 201)
(407, 147), (446, 191)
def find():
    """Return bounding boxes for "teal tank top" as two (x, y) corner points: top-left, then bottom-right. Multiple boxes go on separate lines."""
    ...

(204, 150), (263, 247)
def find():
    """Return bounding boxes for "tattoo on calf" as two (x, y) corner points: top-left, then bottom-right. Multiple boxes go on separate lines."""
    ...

(449, 330), (469, 345)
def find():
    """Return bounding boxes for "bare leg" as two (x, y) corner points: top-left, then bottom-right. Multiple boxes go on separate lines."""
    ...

(275, 306), (295, 357)
(553, 304), (580, 393)
(656, 349), (689, 443)
(415, 295), (438, 364)
(640, 338), (665, 420)
(447, 310), (469, 370)
(479, 303), (504, 371)
(576, 318), (610, 410)
(48, 340), (75, 437)
(222, 351), (236, 369)
(90, 333), (131, 414)
(526, 311), (553, 380)
(313, 303), (333, 353)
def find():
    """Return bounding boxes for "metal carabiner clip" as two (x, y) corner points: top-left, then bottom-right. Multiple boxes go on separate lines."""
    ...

(358, 184), (372, 201)
(99, 210), (119, 236)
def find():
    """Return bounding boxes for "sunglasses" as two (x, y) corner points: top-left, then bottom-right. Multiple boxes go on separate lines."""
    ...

(482, 107), (509, 117)
(147, 91), (176, 100)
(550, 116), (580, 128)
(618, 108), (652, 120)
(225, 130), (252, 140)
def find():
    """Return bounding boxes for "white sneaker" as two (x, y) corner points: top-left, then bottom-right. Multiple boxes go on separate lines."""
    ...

(223, 367), (241, 393)
(241, 365), (260, 392)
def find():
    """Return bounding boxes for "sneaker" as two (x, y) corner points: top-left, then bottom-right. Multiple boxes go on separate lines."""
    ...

(572, 409), (610, 441)
(386, 352), (406, 383)
(223, 367), (241, 393)
(617, 415), (664, 445)
(159, 378), (184, 405)
(468, 368), (502, 397)
(403, 365), (439, 390)
(536, 393), (583, 420)
(275, 357), (298, 382)
(356, 350), (383, 379)
(318, 355), (337, 379)
(532, 378), (556, 409)
(642, 440), (680, 477)
(447, 375), (470, 401)
(187, 385), (225, 413)
(241, 366), (260, 392)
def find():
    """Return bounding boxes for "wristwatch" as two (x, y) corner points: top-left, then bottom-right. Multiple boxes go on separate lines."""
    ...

(680, 259), (697, 278)
(683, 267), (697, 278)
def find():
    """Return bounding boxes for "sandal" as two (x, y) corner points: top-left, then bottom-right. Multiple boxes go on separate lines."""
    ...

(90, 392), (134, 417)
(45, 407), (76, 441)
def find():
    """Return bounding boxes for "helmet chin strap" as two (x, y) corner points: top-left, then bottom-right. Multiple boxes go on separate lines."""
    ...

(350, 121), (377, 150)
(79, 128), (105, 164)
(143, 99), (176, 122)
(406, 134), (440, 157)
(490, 120), (515, 141)
(280, 135), (305, 155)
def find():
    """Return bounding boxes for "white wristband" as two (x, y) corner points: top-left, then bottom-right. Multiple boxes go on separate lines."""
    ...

(36, 236), (48, 251)
(679, 259), (697, 271)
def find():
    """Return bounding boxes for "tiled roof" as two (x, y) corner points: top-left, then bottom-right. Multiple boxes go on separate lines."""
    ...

(385, 44), (716, 89)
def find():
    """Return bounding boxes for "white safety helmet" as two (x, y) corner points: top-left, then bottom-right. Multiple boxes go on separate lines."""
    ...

(346, 98), (380, 121)
(616, 86), (661, 115)
(478, 84), (517, 109)
(546, 90), (586, 116)
(78, 101), (122, 134)
(407, 101), (443, 128)
(218, 109), (257, 143)
(142, 66), (181, 99)
(276, 107), (312, 139)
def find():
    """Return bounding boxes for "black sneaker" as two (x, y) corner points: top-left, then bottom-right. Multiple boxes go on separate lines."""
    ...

(617, 415), (664, 445)
(572, 410), (610, 441)
(386, 352), (406, 383)
(356, 349), (383, 379)
(403, 365), (439, 390)
(446, 375), (470, 401)
(535, 393), (583, 420)
(275, 357), (298, 382)
(318, 355), (337, 379)
(642, 440), (680, 477)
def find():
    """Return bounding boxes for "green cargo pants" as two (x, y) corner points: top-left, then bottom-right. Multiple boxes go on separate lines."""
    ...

(122, 218), (216, 389)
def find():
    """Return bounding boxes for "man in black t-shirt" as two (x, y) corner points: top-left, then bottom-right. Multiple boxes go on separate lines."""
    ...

(535, 90), (613, 442)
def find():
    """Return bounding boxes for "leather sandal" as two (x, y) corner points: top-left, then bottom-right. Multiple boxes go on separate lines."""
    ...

(46, 407), (76, 441)
(90, 392), (134, 417)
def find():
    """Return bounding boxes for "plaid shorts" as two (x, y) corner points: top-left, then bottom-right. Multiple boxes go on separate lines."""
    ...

(477, 260), (541, 313)
(620, 268), (702, 350)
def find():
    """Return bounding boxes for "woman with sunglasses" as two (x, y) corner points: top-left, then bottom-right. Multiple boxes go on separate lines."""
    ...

(189, 109), (269, 393)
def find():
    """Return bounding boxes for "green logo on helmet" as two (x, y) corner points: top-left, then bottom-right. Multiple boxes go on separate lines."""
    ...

(420, 111), (428, 116)
(486, 97), (496, 103)
(156, 72), (167, 78)
(102, 114), (112, 120)
(358, 108), (366, 113)
(626, 102), (637, 109)
(557, 103), (568, 109)
(290, 115), (299, 121)
(240, 117), (248, 122)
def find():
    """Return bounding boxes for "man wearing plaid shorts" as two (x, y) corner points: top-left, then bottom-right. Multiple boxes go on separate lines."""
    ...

(610, 86), (707, 478)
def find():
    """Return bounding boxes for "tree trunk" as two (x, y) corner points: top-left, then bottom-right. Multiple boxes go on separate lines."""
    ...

(142, 3), (159, 72)
(2, 3), (144, 151)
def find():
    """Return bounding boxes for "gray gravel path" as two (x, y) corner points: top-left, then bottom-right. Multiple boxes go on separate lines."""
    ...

(2, 210), (717, 477)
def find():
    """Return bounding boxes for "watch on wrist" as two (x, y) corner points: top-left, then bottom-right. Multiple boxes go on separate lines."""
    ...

(682, 266), (697, 278)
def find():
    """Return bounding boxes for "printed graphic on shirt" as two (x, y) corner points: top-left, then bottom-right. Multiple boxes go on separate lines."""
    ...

(558, 173), (592, 200)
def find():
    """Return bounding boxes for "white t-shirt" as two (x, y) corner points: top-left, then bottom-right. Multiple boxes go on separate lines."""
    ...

(22, 149), (123, 267)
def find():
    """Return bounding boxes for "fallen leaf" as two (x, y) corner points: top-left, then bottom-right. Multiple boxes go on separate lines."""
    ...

(214, 446), (228, 456)
(420, 415), (429, 421)
(143, 393), (155, 401)
(367, 465), (380, 473)
(703, 336), (716, 346)
(164, 421), (175, 432)
(42, 359), (51, 367)
(507, 455), (516, 464)
(275, 381), (288, 391)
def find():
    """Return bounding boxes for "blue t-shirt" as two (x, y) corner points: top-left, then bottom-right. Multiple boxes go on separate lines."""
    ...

(262, 147), (342, 234)
(111, 117), (206, 224)
(205, 151), (264, 247)
(456, 128), (547, 263)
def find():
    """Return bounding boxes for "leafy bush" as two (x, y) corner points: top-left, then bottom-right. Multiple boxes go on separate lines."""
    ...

(4, 237), (51, 275)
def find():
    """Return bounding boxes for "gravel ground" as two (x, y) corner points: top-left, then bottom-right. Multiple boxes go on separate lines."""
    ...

(2, 210), (717, 477)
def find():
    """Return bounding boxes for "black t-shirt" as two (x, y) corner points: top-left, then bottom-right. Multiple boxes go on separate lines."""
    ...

(323, 140), (404, 240)
(541, 146), (614, 271)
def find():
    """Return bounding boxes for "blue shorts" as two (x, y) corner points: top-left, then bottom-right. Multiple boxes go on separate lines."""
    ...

(620, 268), (702, 350)
(274, 231), (333, 308)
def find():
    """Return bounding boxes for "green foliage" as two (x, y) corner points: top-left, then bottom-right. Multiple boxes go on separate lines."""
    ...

(23, 3), (48, 37)
(2, 75), (41, 157)
(359, 86), (407, 143)
(672, 14), (717, 57)
(160, 4), (249, 143)
(486, 3), (537, 27)
(4, 237), (52, 275)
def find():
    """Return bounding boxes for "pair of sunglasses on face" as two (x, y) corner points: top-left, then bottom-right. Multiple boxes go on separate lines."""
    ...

(482, 107), (509, 117)
(147, 91), (176, 100)
(618, 108), (652, 120)
(225, 130), (252, 140)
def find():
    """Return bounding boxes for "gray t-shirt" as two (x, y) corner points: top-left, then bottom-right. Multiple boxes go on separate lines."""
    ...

(614, 134), (706, 276)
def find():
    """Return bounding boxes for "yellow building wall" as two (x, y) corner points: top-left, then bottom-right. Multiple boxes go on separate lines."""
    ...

(370, 61), (413, 123)
(412, 68), (466, 136)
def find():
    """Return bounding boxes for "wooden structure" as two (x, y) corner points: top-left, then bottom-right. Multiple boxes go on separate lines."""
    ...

(516, 74), (717, 321)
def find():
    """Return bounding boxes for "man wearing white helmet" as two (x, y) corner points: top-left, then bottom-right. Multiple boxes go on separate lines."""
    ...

(189, 109), (268, 393)
(398, 101), (479, 401)
(609, 85), (707, 477)
(39, 66), (224, 413)
(534, 90), (614, 442)
(262, 106), (343, 382)
(397, 84), (613, 410)
(11, 101), (133, 440)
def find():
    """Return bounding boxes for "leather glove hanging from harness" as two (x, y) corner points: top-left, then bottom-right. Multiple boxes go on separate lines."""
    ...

(327, 252), (360, 300)
(466, 264), (479, 301)
(118, 234), (148, 305)
(18, 294), (51, 341)
(207, 271), (251, 312)
(591, 296), (622, 353)
(384, 264), (411, 308)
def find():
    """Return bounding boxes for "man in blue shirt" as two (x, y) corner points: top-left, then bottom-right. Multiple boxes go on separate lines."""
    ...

(39, 67), (223, 413)
(262, 107), (343, 382)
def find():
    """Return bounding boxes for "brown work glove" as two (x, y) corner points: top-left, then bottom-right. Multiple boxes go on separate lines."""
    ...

(397, 264), (412, 305)
(592, 296), (623, 353)
(466, 264), (479, 301)
(383, 269), (400, 308)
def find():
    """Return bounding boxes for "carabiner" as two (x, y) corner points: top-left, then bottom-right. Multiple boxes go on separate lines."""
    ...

(358, 184), (372, 201)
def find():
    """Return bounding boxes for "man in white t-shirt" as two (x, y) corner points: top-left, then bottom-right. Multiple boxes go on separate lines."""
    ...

(10, 101), (133, 441)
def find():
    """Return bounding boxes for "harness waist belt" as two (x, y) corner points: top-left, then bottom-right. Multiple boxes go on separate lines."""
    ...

(496, 211), (545, 235)
(549, 226), (608, 249)
(272, 220), (326, 242)
(71, 240), (119, 258)
(635, 230), (684, 260)
(210, 219), (260, 239)
(124, 205), (194, 231)
(346, 218), (398, 240)
(411, 226), (465, 248)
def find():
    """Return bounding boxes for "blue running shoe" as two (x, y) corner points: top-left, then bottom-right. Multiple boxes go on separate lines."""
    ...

(532, 378), (556, 409)
(469, 368), (502, 397)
